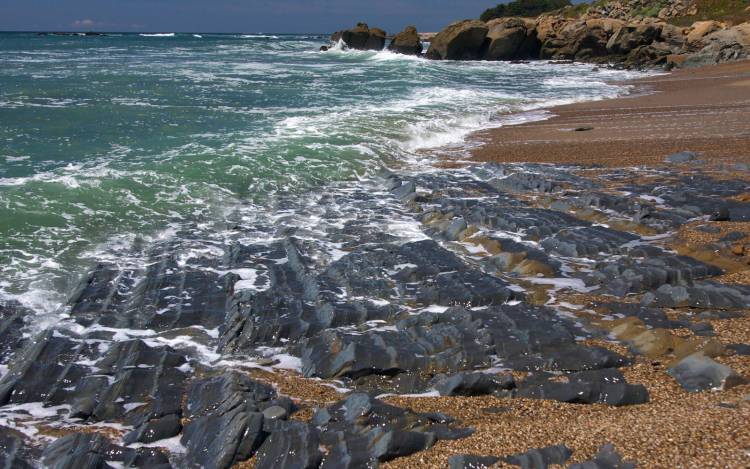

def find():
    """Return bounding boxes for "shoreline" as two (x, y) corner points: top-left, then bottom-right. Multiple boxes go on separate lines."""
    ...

(467, 59), (750, 167)
(1, 39), (750, 469)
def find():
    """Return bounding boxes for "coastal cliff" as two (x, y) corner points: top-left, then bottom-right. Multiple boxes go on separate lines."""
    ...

(329, 0), (750, 68)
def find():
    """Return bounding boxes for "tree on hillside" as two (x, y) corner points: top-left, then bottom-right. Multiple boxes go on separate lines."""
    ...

(480, 0), (573, 21)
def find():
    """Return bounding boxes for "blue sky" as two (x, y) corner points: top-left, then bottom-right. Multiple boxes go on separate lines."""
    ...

(0, 0), (501, 33)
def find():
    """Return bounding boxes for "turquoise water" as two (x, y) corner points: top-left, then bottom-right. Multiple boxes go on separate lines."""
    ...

(0, 32), (641, 313)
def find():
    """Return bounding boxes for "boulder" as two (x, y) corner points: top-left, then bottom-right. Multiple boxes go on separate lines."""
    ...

(667, 352), (747, 392)
(426, 20), (489, 60)
(482, 18), (540, 60)
(331, 23), (386, 51)
(606, 24), (662, 55)
(686, 20), (724, 48)
(539, 19), (624, 60)
(625, 42), (673, 68)
(659, 23), (687, 49)
(388, 25), (423, 55)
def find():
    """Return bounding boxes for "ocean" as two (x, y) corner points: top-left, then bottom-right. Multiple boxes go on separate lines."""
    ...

(0, 31), (642, 320)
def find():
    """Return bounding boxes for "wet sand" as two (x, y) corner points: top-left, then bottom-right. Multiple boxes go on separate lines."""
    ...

(470, 60), (750, 167)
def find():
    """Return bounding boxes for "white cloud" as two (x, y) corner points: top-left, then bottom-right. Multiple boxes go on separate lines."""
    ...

(71, 19), (97, 28)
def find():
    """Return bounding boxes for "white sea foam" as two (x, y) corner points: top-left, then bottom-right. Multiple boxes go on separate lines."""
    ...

(140, 33), (175, 37)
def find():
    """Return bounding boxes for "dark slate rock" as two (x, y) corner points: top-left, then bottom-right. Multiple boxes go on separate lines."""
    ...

(641, 282), (750, 309)
(503, 344), (629, 373)
(255, 420), (322, 469)
(449, 454), (501, 469)
(87, 340), (189, 422)
(434, 372), (515, 396)
(0, 427), (35, 469)
(42, 433), (171, 469)
(541, 226), (639, 258)
(181, 372), (293, 469)
(301, 305), (627, 380)
(391, 181), (416, 201)
(667, 353), (747, 392)
(415, 270), (518, 307)
(488, 172), (560, 193)
(309, 393), (469, 466)
(689, 321), (715, 336)
(709, 206), (731, 222)
(0, 301), (28, 364)
(567, 443), (635, 469)
(0, 331), (88, 406)
(586, 253), (722, 296)
(517, 368), (649, 406)
(720, 231), (746, 242)
(728, 343), (750, 356)
(124, 414), (182, 445)
(665, 151), (698, 163)
(602, 303), (687, 330)
(504, 444), (573, 469)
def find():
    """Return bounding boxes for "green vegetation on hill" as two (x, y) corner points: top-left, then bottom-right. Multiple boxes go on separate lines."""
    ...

(480, 0), (573, 21)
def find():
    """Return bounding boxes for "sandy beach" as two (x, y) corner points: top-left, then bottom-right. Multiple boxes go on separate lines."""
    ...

(470, 60), (750, 167)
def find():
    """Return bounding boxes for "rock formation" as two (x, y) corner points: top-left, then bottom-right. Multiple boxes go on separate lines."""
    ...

(482, 17), (541, 60)
(405, 0), (750, 68)
(331, 23), (386, 51)
(425, 20), (489, 60)
(388, 25), (423, 55)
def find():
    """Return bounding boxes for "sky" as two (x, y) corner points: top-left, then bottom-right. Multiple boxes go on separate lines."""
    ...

(0, 0), (503, 34)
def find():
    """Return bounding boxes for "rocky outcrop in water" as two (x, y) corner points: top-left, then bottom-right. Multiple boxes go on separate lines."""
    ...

(425, 20), (490, 60)
(388, 25), (423, 55)
(331, 23), (386, 51)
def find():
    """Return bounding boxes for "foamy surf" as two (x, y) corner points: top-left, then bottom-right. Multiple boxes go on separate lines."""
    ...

(0, 32), (651, 319)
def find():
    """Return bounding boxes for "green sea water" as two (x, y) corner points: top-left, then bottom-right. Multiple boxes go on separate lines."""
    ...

(0, 31), (643, 313)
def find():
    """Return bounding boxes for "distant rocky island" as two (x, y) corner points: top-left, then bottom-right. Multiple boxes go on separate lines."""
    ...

(326, 0), (750, 68)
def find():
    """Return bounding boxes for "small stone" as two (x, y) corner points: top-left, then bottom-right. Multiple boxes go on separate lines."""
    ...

(574, 126), (594, 131)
